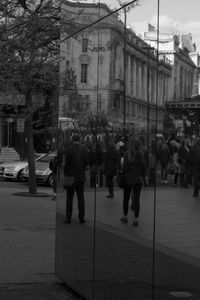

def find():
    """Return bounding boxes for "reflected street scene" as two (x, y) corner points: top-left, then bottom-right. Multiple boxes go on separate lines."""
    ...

(55, 0), (200, 299)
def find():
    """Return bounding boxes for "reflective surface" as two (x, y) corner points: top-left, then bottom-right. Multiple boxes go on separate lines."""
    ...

(55, 1), (200, 299)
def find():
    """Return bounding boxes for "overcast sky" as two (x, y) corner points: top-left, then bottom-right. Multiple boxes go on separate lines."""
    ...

(107, 0), (200, 52)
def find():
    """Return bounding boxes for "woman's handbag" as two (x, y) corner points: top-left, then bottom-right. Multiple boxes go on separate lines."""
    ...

(63, 176), (75, 188)
(116, 170), (125, 188)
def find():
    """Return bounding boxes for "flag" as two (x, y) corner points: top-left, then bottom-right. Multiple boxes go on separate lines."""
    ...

(148, 23), (155, 32)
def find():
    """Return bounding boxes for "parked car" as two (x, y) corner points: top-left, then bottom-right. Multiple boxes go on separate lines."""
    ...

(23, 152), (57, 186)
(0, 153), (46, 182)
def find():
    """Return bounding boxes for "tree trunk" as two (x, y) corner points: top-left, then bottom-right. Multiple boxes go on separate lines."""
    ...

(26, 91), (37, 194)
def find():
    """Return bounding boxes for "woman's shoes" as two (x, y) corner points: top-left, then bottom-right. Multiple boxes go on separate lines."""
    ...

(79, 219), (86, 224)
(120, 216), (128, 223)
(106, 194), (114, 198)
(120, 216), (139, 226)
(64, 219), (71, 224)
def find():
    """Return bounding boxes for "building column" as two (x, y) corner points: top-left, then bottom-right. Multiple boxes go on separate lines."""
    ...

(149, 67), (152, 103)
(143, 63), (147, 102)
(151, 68), (156, 104)
(130, 56), (133, 97)
(158, 72), (161, 105)
(138, 60), (142, 99)
(127, 54), (131, 96)
(163, 74), (166, 105)
(133, 57), (137, 98)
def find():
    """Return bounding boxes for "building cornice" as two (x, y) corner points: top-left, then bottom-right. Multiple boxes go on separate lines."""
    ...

(62, 0), (112, 14)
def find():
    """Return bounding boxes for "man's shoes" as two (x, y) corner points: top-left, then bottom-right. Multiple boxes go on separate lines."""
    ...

(64, 219), (71, 224)
(106, 194), (114, 198)
(132, 218), (139, 226)
(79, 219), (86, 224)
(193, 194), (199, 198)
(120, 216), (128, 224)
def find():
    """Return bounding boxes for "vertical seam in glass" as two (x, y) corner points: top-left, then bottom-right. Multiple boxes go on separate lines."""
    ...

(152, 0), (160, 299)
(92, 1), (101, 299)
(123, 9), (127, 126)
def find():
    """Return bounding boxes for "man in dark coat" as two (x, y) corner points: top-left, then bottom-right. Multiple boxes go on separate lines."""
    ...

(103, 141), (120, 198)
(64, 134), (89, 224)
(178, 138), (190, 188)
(188, 139), (200, 197)
(89, 142), (104, 188)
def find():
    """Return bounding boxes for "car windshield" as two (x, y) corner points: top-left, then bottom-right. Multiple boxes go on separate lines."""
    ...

(38, 154), (55, 163)
(34, 154), (40, 160)
(21, 154), (43, 162)
(34, 154), (45, 160)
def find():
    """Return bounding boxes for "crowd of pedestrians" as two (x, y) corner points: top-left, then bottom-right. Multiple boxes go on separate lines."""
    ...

(53, 129), (200, 226)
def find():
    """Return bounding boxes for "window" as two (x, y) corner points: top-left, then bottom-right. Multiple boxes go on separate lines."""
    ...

(66, 60), (70, 71)
(81, 64), (88, 83)
(82, 38), (88, 53)
(180, 66), (183, 99)
(66, 39), (71, 51)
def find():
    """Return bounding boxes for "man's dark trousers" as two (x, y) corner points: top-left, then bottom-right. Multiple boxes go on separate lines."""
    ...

(66, 181), (85, 222)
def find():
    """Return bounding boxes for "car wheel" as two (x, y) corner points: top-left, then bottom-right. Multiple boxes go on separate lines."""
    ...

(17, 170), (24, 182)
(47, 174), (53, 187)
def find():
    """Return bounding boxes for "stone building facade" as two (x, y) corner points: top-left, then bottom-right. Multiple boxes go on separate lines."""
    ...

(60, 0), (172, 132)
(143, 30), (200, 102)
(143, 28), (200, 136)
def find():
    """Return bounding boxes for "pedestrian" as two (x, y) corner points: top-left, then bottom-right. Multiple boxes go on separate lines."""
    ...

(103, 141), (120, 198)
(88, 143), (96, 188)
(120, 137), (147, 226)
(138, 135), (148, 187)
(89, 142), (104, 188)
(158, 142), (171, 183)
(96, 142), (104, 187)
(188, 138), (200, 198)
(172, 146), (180, 187)
(49, 154), (58, 200)
(177, 138), (190, 188)
(63, 134), (90, 224)
(148, 144), (156, 187)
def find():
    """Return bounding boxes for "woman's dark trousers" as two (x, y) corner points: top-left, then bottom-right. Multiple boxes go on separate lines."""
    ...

(106, 175), (114, 196)
(123, 183), (142, 218)
(193, 175), (200, 197)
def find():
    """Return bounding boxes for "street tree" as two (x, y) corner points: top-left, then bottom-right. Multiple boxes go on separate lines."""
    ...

(0, 0), (60, 194)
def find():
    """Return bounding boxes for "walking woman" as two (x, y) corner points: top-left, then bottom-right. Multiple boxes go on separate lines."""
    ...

(120, 137), (147, 226)
(103, 141), (120, 198)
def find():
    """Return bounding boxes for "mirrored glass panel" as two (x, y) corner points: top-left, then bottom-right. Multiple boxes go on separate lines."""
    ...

(56, 0), (156, 299)
(153, 1), (200, 299)
(56, 0), (200, 299)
